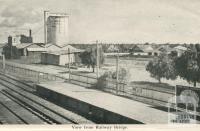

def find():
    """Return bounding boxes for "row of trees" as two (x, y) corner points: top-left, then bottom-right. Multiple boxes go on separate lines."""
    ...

(146, 44), (200, 87)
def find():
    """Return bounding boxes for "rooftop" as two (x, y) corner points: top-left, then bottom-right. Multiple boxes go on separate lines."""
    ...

(43, 49), (82, 55)
(174, 45), (188, 51)
(48, 12), (69, 17)
(15, 43), (33, 49)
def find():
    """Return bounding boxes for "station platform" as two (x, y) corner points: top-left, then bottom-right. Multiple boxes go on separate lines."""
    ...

(36, 81), (170, 124)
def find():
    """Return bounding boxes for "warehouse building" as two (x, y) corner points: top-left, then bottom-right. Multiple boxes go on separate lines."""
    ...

(41, 48), (83, 66)
(16, 43), (45, 56)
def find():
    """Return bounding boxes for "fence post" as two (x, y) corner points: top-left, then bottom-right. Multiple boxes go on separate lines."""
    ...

(87, 75), (89, 88)
(123, 83), (125, 96)
(37, 72), (40, 83)
(116, 52), (119, 95)
(2, 54), (5, 74)
(68, 48), (71, 82)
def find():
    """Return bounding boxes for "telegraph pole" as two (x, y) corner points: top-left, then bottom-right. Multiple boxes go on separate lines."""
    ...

(116, 50), (119, 94)
(68, 48), (71, 82)
(2, 52), (5, 74)
(96, 40), (99, 78)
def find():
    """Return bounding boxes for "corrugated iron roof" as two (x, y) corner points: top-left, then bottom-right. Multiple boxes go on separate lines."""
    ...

(27, 48), (46, 52)
(15, 43), (33, 49)
(61, 44), (84, 52)
(42, 46), (84, 55)
(44, 43), (61, 48)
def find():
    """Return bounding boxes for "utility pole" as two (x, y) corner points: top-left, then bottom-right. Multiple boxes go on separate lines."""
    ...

(68, 48), (71, 82)
(10, 44), (12, 59)
(96, 40), (99, 78)
(116, 50), (119, 94)
(2, 52), (5, 74)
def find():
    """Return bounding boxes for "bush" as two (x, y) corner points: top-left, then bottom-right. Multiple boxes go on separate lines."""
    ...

(94, 71), (111, 89)
(112, 67), (130, 84)
(95, 67), (130, 90)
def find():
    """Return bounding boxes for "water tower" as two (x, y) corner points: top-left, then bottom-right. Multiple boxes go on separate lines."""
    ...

(44, 11), (69, 46)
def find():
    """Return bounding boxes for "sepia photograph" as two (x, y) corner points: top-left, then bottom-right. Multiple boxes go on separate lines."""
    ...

(0, 0), (200, 130)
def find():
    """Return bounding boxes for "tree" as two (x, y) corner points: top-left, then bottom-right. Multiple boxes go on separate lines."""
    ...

(146, 53), (177, 83)
(79, 45), (105, 72)
(175, 44), (200, 87)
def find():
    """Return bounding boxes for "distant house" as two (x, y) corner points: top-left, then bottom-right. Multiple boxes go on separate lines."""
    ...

(107, 45), (119, 52)
(129, 45), (143, 54)
(172, 45), (188, 57)
(130, 45), (159, 56)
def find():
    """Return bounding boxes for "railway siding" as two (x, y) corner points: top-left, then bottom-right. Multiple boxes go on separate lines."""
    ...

(0, 92), (45, 124)
(2, 89), (72, 124)
(0, 74), (94, 124)
(0, 103), (24, 124)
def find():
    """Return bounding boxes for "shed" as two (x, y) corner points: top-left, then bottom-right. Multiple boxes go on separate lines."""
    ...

(16, 43), (44, 56)
(41, 46), (84, 66)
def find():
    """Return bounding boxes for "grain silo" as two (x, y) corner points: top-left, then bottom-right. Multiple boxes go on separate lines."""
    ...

(44, 11), (69, 46)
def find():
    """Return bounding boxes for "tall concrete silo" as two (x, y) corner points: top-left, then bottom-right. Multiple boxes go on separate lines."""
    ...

(44, 11), (69, 46)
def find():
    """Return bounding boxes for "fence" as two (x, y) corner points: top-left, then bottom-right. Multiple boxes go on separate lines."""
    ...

(70, 73), (97, 87)
(0, 59), (175, 106)
(0, 60), (66, 83)
(69, 71), (175, 106)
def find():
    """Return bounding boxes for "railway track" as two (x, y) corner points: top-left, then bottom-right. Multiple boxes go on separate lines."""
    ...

(0, 73), (94, 124)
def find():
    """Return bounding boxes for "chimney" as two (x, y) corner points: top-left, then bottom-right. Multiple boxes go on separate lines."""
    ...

(8, 36), (12, 46)
(29, 29), (32, 37)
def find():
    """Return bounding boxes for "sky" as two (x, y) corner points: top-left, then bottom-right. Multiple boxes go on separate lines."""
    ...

(0, 0), (200, 44)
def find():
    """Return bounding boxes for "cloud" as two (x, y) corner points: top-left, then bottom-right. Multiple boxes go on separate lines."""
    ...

(0, 5), (43, 28)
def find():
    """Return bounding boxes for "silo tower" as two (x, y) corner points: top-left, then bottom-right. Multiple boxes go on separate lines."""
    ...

(44, 11), (69, 46)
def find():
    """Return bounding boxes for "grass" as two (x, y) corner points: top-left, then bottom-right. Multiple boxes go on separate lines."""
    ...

(130, 81), (174, 89)
(129, 81), (175, 93)
(106, 55), (154, 61)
